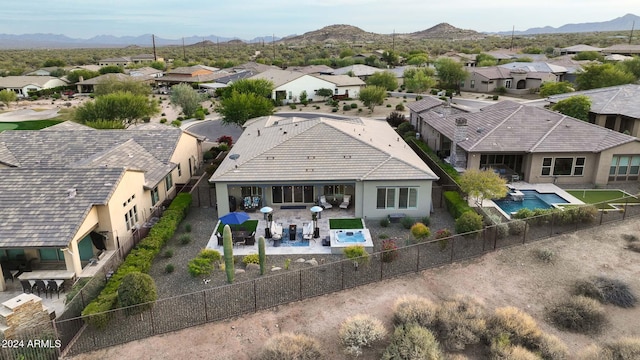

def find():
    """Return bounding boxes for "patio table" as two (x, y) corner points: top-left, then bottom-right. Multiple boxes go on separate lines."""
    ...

(17, 270), (75, 281)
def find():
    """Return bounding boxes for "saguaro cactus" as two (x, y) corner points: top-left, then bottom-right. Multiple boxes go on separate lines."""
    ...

(258, 236), (266, 275)
(223, 224), (234, 283)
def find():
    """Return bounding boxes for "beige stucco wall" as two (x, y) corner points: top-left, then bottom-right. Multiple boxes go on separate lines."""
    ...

(596, 141), (640, 185)
(361, 180), (433, 220)
(527, 152), (598, 185)
(170, 132), (202, 184)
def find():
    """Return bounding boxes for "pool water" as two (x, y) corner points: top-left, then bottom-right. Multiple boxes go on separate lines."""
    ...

(494, 190), (568, 214)
(335, 230), (366, 243)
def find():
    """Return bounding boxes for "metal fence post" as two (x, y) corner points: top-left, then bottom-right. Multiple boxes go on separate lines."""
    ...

(599, 210), (604, 225)
(203, 291), (209, 322)
(623, 201), (627, 220)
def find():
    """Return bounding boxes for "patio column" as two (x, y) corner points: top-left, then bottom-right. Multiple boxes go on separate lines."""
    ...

(0, 268), (6, 291)
(63, 240), (83, 276)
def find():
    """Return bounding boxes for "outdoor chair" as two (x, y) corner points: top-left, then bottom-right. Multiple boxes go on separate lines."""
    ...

(20, 280), (32, 293)
(244, 231), (256, 246)
(33, 280), (47, 298)
(2, 266), (13, 283)
(271, 222), (283, 241)
(47, 280), (63, 299)
(319, 195), (332, 209)
(302, 222), (314, 241)
(339, 195), (351, 209)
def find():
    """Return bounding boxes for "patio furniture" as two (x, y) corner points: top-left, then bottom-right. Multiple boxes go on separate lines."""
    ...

(47, 280), (63, 299)
(289, 224), (297, 241)
(216, 232), (223, 246)
(232, 230), (249, 246)
(302, 222), (314, 241)
(33, 280), (47, 298)
(20, 280), (32, 293)
(244, 231), (256, 246)
(322, 236), (331, 246)
(319, 195), (332, 209)
(339, 195), (351, 209)
(271, 222), (283, 241)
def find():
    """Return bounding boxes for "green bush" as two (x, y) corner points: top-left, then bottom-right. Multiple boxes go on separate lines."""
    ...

(165, 264), (175, 273)
(188, 257), (214, 277)
(184, 223), (192, 232)
(117, 272), (157, 315)
(257, 333), (322, 360)
(382, 324), (444, 360)
(380, 218), (390, 227)
(443, 191), (472, 219)
(350, 103), (358, 108)
(339, 314), (387, 357)
(420, 216), (430, 226)
(163, 249), (174, 258)
(400, 216), (415, 229)
(395, 103), (405, 111)
(242, 254), (260, 265)
(546, 296), (607, 334)
(159, 118), (167, 123)
(289, 104), (296, 109)
(455, 211), (483, 234)
(179, 234), (192, 245)
(171, 120), (182, 127)
(410, 222), (430, 241)
(343, 245), (369, 265)
(199, 249), (221, 261)
(397, 121), (415, 134)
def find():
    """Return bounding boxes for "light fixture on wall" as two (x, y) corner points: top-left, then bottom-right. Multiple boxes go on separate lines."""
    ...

(61, 247), (74, 256)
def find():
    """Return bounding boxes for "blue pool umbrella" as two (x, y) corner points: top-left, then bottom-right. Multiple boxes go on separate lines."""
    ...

(219, 211), (250, 225)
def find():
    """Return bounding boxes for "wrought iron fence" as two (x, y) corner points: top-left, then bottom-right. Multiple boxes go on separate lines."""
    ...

(42, 198), (640, 357)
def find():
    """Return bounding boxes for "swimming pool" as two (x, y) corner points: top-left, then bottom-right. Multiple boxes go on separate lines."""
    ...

(334, 230), (366, 243)
(494, 190), (568, 214)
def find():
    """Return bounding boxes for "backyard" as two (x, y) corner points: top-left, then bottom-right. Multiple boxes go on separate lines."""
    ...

(566, 189), (640, 209)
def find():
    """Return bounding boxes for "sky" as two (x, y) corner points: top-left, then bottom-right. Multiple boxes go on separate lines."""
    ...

(1, 0), (637, 40)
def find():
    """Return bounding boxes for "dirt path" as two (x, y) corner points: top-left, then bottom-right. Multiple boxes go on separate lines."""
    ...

(67, 220), (640, 360)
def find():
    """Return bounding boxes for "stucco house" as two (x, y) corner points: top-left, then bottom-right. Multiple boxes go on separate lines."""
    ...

(156, 65), (222, 86)
(0, 76), (68, 98)
(209, 115), (439, 220)
(461, 62), (567, 95)
(0, 122), (203, 289)
(74, 73), (152, 94)
(548, 84), (640, 138)
(97, 54), (163, 67)
(413, 100), (640, 186)
(250, 69), (365, 103)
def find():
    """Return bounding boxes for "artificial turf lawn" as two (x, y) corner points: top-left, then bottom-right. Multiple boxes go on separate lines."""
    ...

(567, 189), (640, 204)
(0, 119), (63, 132)
(216, 220), (259, 233)
(329, 218), (364, 229)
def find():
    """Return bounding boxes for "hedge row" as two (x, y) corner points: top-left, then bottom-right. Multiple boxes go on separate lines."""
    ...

(443, 191), (473, 219)
(81, 193), (192, 327)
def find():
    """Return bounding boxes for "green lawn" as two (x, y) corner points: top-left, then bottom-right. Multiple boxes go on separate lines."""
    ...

(0, 119), (63, 132)
(329, 218), (364, 229)
(567, 189), (640, 206)
(216, 220), (259, 233)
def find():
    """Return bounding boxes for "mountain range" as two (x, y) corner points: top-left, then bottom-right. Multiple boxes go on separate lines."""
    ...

(0, 13), (637, 49)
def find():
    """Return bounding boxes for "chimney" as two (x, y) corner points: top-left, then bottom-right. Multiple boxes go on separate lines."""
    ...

(450, 117), (468, 168)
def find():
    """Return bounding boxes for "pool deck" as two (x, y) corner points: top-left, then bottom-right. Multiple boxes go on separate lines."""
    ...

(482, 182), (586, 219)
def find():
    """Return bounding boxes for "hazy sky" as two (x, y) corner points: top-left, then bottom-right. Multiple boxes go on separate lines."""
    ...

(1, 0), (637, 39)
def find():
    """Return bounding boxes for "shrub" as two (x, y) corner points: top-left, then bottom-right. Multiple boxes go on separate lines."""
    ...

(395, 103), (405, 111)
(546, 296), (607, 334)
(216, 135), (233, 147)
(331, 107), (338, 112)
(203, 150), (214, 161)
(381, 239), (398, 262)
(534, 248), (554, 263)
(443, 191), (472, 219)
(495, 223), (509, 239)
(289, 104), (296, 109)
(350, 103), (358, 108)
(401, 216), (415, 230)
(410, 222), (430, 241)
(163, 249), (174, 258)
(572, 277), (636, 308)
(257, 333), (322, 360)
(184, 223), (192, 232)
(492, 95), (499, 100)
(380, 218), (390, 227)
(198, 249), (221, 262)
(386, 104), (392, 107)
(242, 254), (260, 265)
(508, 219), (528, 235)
(165, 264), (175, 273)
(117, 272), (157, 315)
(487, 307), (542, 351)
(579, 338), (640, 360)
(188, 257), (214, 277)
(159, 118), (167, 123)
(455, 211), (483, 234)
(171, 120), (182, 127)
(339, 314), (387, 357)
(381, 324), (444, 360)
(397, 121), (414, 134)
(180, 234), (191, 245)
(434, 228), (452, 239)
(622, 233), (639, 242)
(386, 111), (408, 127)
(343, 245), (369, 265)
(342, 104), (351, 111)
(393, 295), (437, 328)
(420, 216), (430, 226)
(378, 234), (389, 239)
(432, 296), (486, 351)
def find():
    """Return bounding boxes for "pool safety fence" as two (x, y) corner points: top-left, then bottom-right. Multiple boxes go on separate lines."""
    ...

(53, 199), (640, 358)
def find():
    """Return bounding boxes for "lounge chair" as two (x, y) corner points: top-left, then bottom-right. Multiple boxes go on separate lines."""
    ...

(302, 222), (314, 241)
(319, 195), (332, 209)
(271, 222), (283, 241)
(339, 195), (351, 209)
(252, 196), (261, 209)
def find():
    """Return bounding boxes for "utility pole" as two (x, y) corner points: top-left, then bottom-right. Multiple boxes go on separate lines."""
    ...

(273, 33), (276, 65)
(152, 34), (157, 61)
(392, 29), (395, 52)
(510, 25), (515, 51)
(182, 37), (186, 61)
(202, 37), (206, 58)
(630, 21), (635, 45)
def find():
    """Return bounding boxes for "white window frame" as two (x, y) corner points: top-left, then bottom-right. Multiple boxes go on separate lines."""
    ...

(541, 157), (585, 176)
(377, 187), (418, 209)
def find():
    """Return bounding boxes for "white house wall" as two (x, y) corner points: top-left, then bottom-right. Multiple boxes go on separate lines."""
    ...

(361, 180), (433, 220)
(273, 75), (335, 104)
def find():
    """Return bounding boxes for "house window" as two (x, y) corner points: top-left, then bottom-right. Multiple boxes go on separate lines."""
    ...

(151, 187), (159, 206)
(460, 80), (465, 88)
(541, 157), (585, 176)
(610, 155), (640, 181)
(271, 186), (314, 203)
(125, 205), (139, 231)
(505, 80), (512, 89)
(377, 187), (418, 209)
(324, 185), (345, 195)
(165, 174), (173, 190)
(177, 164), (182, 177)
(241, 186), (263, 197)
(470, 80), (475, 89)
(288, 91), (292, 100)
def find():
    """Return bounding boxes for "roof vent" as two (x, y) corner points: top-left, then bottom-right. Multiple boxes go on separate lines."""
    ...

(476, 127), (484, 133)
(67, 188), (77, 198)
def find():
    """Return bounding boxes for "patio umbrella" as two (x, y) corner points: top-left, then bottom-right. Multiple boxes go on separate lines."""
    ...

(219, 211), (250, 225)
(310, 206), (323, 213)
(260, 206), (273, 214)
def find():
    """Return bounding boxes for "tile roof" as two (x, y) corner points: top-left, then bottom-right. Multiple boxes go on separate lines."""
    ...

(312, 74), (365, 87)
(547, 84), (640, 119)
(249, 69), (305, 87)
(498, 62), (568, 74)
(422, 101), (637, 154)
(0, 167), (125, 247)
(76, 73), (143, 85)
(406, 97), (446, 113)
(561, 44), (603, 52)
(210, 116), (438, 183)
(0, 76), (63, 88)
(331, 64), (382, 77)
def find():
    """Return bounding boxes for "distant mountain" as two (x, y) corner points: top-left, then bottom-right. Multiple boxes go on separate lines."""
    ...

(0, 33), (281, 49)
(406, 23), (483, 40)
(280, 24), (384, 44)
(498, 13), (640, 35)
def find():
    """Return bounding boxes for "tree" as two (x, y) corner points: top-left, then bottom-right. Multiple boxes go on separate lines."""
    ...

(216, 91), (274, 126)
(170, 83), (206, 118)
(475, 53), (497, 67)
(117, 272), (157, 315)
(149, 61), (166, 71)
(551, 95), (591, 121)
(99, 65), (124, 74)
(618, 57), (640, 79)
(0, 89), (18, 107)
(381, 50), (399, 67)
(572, 51), (604, 61)
(406, 54), (429, 67)
(403, 68), (436, 93)
(316, 88), (334, 101)
(539, 81), (575, 98)
(42, 58), (66, 67)
(434, 58), (468, 91)
(366, 71), (398, 91)
(576, 63), (635, 90)
(66, 69), (100, 83)
(94, 77), (152, 97)
(74, 91), (159, 128)
(358, 86), (386, 112)
(459, 169), (508, 206)
(217, 78), (273, 99)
